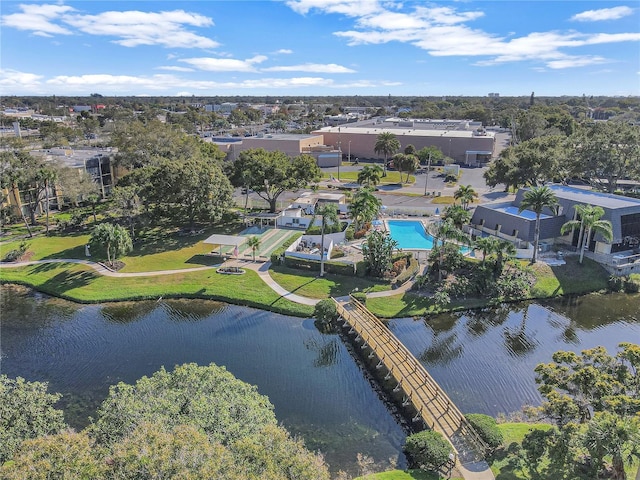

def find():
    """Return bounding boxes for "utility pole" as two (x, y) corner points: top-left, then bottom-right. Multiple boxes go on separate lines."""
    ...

(423, 153), (431, 196)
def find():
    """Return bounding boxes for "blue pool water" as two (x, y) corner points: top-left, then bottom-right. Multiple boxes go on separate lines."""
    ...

(387, 220), (434, 249)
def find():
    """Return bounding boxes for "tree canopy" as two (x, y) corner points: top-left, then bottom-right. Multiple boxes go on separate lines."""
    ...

(569, 121), (640, 193)
(0, 375), (66, 464)
(228, 149), (321, 212)
(530, 343), (640, 479)
(1, 366), (330, 480)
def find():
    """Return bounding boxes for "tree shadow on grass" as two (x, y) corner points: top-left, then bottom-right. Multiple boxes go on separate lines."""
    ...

(45, 244), (87, 260)
(184, 254), (224, 266)
(391, 292), (433, 318)
(40, 269), (98, 294)
(30, 262), (66, 274)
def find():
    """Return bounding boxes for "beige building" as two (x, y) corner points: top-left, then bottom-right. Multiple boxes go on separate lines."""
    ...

(314, 118), (496, 166)
(224, 133), (341, 167)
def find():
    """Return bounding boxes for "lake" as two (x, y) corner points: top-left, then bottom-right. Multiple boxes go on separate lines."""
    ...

(1, 285), (638, 474)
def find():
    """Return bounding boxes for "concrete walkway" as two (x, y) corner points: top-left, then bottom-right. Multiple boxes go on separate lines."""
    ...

(0, 256), (421, 305)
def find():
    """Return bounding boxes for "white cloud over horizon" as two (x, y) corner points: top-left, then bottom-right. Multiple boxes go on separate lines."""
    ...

(571, 6), (634, 22)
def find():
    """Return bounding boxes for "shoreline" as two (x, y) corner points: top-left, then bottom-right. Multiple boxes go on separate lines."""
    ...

(0, 255), (619, 318)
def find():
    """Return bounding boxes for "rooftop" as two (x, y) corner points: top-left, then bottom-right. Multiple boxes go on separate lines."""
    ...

(548, 185), (640, 209)
(316, 125), (493, 139)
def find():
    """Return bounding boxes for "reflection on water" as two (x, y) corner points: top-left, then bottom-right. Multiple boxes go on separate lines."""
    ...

(1, 286), (638, 474)
(389, 295), (640, 417)
(0, 286), (405, 476)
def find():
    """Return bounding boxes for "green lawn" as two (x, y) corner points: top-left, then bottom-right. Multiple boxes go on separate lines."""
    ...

(269, 265), (390, 299)
(0, 225), (245, 273)
(0, 232), (89, 261)
(354, 470), (461, 480)
(0, 262), (313, 317)
(530, 256), (609, 296)
(323, 171), (415, 185)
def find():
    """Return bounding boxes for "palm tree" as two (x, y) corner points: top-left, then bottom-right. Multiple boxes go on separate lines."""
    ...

(518, 186), (559, 263)
(442, 204), (471, 230)
(37, 166), (57, 235)
(349, 187), (381, 232)
(313, 203), (339, 277)
(247, 236), (261, 262)
(89, 222), (133, 268)
(404, 154), (419, 183)
(426, 218), (470, 281)
(561, 204), (612, 264)
(494, 239), (517, 273)
(474, 236), (499, 266)
(357, 165), (383, 187)
(374, 132), (400, 177)
(454, 185), (478, 210)
(391, 153), (406, 181)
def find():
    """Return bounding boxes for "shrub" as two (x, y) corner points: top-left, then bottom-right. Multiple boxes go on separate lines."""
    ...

(464, 413), (503, 450)
(608, 275), (625, 292)
(270, 233), (303, 263)
(403, 430), (452, 471)
(2, 241), (29, 262)
(623, 277), (640, 293)
(354, 228), (368, 239)
(393, 257), (420, 287)
(391, 258), (407, 277)
(345, 225), (355, 241)
(351, 291), (367, 305)
(314, 299), (338, 323)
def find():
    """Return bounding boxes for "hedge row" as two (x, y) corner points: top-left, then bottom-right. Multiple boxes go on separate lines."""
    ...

(282, 255), (367, 277)
(270, 233), (304, 263)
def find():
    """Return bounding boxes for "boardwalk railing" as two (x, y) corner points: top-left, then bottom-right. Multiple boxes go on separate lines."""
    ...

(333, 295), (489, 461)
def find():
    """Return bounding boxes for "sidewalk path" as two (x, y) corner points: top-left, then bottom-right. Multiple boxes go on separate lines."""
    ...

(0, 258), (219, 277)
(0, 257), (420, 305)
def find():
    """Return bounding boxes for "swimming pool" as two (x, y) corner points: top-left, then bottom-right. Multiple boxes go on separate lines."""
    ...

(387, 220), (434, 249)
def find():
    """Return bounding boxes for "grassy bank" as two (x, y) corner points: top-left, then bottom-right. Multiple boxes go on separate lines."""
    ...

(0, 227), (614, 319)
(0, 262), (313, 317)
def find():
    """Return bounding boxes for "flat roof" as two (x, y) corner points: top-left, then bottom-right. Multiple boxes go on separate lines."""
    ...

(548, 185), (640, 209)
(203, 234), (246, 246)
(315, 126), (493, 139)
(248, 133), (321, 141)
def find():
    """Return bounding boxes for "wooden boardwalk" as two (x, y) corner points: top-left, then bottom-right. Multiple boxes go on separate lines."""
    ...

(334, 296), (494, 479)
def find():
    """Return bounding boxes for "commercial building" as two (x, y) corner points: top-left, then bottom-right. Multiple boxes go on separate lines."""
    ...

(313, 117), (496, 166)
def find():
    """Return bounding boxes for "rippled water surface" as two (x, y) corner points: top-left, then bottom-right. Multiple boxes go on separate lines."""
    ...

(2, 285), (638, 473)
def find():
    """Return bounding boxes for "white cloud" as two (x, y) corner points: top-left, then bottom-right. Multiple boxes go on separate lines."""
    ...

(275, 49), (293, 54)
(180, 55), (268, 72)
(2, 4), (218, 48)
(287, 1), (640, 70)
(156, 66), (195, 72)
(65, 9), (218, 48)
(0, 69), (44, 90)
(0, 71), (392, 94)
(571, 6), (634, 22)
(2, 4), (75, 36)
(546, 55), (608, 69)
(286, 0), (383, 17)
(263, 63), (356, 73)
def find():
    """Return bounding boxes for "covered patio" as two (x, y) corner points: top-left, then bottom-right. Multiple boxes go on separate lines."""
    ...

(203, 234), (246, 257)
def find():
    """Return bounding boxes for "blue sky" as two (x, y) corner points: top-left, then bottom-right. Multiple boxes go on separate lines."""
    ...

(2, 1), (639, 97)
